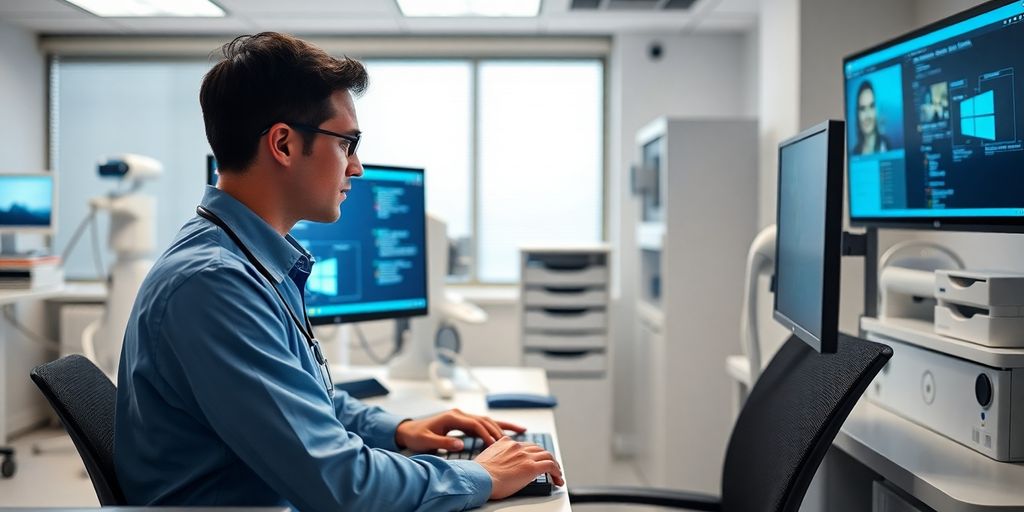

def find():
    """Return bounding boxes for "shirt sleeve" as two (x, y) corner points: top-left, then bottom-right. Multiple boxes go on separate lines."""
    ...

(158, 265), (492, 512)
(332, 392), (406, 452)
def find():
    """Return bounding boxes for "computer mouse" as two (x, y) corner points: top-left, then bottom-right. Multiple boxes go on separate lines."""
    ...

(486, 392), (558, 409)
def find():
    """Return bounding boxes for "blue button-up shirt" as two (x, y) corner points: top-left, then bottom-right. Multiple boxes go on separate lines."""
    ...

(115, 186), (491, 511)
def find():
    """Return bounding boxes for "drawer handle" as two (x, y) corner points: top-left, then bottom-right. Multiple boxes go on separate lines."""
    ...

(541, 286), (588, 294)
(540, 308), (589, 316)
(539, 350), (590, 358)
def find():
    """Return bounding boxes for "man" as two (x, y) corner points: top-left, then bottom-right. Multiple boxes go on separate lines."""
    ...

(115, 32), (562, 511)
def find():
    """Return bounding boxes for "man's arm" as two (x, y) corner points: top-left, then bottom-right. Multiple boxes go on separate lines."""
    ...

(332, 391), (406, 451)
(159, 266), (491, 512)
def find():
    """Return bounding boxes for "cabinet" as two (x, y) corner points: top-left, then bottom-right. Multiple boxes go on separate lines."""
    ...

(631, 117), (757, 493)
(520, 246), (612, 484)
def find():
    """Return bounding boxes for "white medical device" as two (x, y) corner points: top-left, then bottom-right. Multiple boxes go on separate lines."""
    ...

(934, 270), (1024, 348)
(83, 154), (162, 377)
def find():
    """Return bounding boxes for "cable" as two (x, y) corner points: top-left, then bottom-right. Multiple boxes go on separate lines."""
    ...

(352, 323), (399, 365)
(58, 207), (106, 280)
(436, 347), (490, 394)
(59, 208), (95, 263)
(1, 304), (60, 352)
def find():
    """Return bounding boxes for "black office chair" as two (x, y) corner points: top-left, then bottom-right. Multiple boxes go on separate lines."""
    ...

(30, 354), (126, 506)
(569, 333), (892, 511)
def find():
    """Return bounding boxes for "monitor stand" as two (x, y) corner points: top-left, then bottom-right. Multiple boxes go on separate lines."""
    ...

(0, 234), (44, 258)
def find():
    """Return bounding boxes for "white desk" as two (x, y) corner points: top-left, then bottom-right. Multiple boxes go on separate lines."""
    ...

(836, 399), (1024, 512)
(0, 282), (106, 448)
(341, 366), (571, 512)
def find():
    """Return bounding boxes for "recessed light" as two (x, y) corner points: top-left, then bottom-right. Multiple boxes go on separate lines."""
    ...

(397, 0), (541, 17)
(66, 0), (225, 17)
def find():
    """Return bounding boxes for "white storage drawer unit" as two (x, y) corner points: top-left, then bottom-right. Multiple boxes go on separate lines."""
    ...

(520, 247), (611, 375)
(520, 246), (614, 485)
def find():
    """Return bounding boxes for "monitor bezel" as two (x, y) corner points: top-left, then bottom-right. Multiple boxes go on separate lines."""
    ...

(773, 120), (845, 354)
(0, 171), (58, 235)
(307, 163), (429, 325)
(842, 0), (1024, 233)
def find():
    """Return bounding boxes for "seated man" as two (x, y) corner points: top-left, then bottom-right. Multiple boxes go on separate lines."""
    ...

(114, 32), (562, 512)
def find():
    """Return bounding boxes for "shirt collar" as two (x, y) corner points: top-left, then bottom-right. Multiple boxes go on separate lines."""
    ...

(199, 186), (312, 283)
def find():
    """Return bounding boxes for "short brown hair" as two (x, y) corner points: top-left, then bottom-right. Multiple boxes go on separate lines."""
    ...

(200, 32), (368, 171)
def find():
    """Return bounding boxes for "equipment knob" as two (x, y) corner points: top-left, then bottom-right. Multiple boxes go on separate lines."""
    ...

(976, 373), (993, 408)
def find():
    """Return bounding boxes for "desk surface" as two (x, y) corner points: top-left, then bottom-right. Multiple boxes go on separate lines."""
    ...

(836, 400), (1024, 512)
(343, 366), (571, 512)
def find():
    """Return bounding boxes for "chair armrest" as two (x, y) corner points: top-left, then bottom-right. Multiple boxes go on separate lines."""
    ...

(568, 485), (722, 510)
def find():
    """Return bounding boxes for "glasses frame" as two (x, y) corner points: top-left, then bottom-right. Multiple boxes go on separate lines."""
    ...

(260, 122), (361, 156)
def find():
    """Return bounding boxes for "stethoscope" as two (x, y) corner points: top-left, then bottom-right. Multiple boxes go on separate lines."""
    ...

(196, 205), (335, 398)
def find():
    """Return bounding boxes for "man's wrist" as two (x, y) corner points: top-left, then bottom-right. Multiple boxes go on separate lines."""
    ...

(394, 418), (414, 450)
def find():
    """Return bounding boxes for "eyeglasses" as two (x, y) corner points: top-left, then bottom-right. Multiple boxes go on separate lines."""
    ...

(260, 122), (361, 156)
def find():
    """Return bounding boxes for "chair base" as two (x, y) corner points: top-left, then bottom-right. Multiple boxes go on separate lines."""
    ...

(1, 446), (16, 478)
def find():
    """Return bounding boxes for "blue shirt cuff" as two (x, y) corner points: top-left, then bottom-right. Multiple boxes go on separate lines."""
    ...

(360, 411), (406, 451)
(448, 460), (492, 510)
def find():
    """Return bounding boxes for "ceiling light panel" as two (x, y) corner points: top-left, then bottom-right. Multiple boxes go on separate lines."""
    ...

(397, 0), (541, 17)
(66, 0), (225, 17)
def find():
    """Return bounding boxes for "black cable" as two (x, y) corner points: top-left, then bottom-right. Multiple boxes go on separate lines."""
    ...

(352, 323), (399, 365)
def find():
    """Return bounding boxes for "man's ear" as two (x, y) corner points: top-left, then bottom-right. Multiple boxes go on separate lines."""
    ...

(266, 123), (295, 167)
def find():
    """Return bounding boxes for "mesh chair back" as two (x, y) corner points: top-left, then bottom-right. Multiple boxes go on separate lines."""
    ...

(30, 354), (126, 505)
(721, 334), (891, 512)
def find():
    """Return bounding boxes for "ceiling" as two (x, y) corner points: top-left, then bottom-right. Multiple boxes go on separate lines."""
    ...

(0, 0), (759, 36)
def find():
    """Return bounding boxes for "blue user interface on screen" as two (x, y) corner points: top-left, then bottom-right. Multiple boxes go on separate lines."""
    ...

(844, 1), (1024, 220)
(0, 175), (53, 228)
(207, 160), (427, 321)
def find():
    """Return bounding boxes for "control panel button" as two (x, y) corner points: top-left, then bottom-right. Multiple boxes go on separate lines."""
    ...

(921, 371), (936, 405)
(976, 373), (993, 408)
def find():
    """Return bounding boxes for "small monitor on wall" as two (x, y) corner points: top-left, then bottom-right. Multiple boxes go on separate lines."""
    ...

(773, 120), (845, 354)
(844, 0), (1024, 232)
(0, 172), (56, 234)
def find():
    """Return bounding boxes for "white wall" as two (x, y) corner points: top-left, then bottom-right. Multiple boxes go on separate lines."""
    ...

(0, 18), (50, 440)
(608, 31), (756, 453)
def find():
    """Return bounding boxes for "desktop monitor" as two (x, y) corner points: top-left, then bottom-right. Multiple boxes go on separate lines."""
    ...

(205, 156), (428, 324)
(773, 120), (845, 354)
(0, 172), (56, 234)
(843, 0), (1024, 232)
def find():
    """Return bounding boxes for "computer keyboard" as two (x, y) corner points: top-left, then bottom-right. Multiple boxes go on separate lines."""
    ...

(438, 432), (555, 497)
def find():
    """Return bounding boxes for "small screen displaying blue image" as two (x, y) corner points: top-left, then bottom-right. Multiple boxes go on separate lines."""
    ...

(205, 158), (427, 324)
(0, 175), (54, 228)
(844, 0), (1024, 227)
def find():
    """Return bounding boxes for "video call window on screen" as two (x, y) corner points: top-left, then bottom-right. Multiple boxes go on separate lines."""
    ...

(844, 0), (1024, 227)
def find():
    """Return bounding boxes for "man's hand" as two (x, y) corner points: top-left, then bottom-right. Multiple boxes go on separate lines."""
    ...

(394, 408), (526, 453)
(475, 437), (565, 499)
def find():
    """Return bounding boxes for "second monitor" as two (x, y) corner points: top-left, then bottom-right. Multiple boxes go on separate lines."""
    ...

(774, 120), (846, 353)
(208, 159), (428, 324)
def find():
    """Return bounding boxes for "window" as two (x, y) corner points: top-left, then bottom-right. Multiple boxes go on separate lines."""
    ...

(477, 61), (604, 282)
(50, 57), (604, 283)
